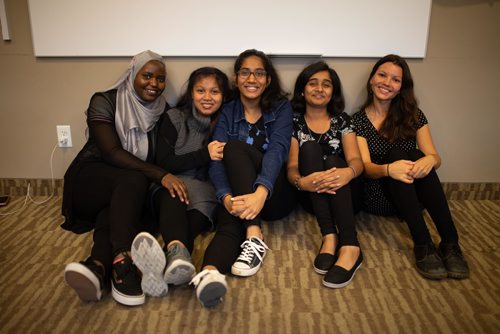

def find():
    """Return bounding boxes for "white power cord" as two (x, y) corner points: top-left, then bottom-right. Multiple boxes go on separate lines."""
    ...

(0, 143), (59, 216)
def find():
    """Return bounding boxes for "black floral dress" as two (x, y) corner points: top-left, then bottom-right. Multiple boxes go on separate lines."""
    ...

(292, 111), (354, 159)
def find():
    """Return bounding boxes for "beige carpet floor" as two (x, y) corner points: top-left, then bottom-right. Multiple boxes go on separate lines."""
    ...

(0, 195), (499, 333)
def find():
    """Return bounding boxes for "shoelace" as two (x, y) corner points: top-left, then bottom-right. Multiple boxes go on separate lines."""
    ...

(236, 238), (269, 264)
(190, 269), (224, 287)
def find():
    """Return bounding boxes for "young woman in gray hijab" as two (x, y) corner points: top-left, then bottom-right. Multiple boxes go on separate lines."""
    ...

(62, 50), (187, 306)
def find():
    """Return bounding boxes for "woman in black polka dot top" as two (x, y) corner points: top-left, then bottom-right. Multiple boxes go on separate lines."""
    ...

(352, 54), (469, 280)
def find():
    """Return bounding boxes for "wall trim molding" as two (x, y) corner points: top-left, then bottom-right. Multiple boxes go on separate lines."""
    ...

(0, 178), (499, 200)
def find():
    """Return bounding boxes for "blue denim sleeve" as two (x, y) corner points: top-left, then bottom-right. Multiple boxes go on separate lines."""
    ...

(208, 108), (232, 201)
(254, 100), (293, 197)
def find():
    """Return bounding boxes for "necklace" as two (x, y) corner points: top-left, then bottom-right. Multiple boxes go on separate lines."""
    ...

(306, 125), (324, 143)
(304, 114), (329, 143)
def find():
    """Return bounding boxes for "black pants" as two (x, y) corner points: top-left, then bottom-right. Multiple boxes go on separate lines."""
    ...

(383, 147), (458, 245)
(72, 162), (149, 275)
(298, 141), (359, 246)
(202, 141), (297, 273)
(153, 189), (212, 254)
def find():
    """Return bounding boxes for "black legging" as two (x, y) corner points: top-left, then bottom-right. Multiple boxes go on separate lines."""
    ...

(153, 189), (212, 254)
(382, 147), (458, 245)
(72, 162), (149, 274)
(202, 141), (297, 273)
(298, 141), (359, 246)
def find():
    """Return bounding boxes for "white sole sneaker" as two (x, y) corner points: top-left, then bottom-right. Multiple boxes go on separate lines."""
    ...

(230, 237), (269, 277)
(131, 232), (168, 297)
(64, 262), (102, 302)
(164, 258), (196, 286)
(111, 281), (145, 306)
(191, 269), (227, 308)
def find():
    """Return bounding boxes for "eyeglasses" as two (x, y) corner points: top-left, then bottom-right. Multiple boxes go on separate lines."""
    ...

(237, 68), (267, 79)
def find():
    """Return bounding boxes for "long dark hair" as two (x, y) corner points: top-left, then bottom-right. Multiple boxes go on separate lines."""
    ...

(233, 49), (288, 112)
(291, 61), (345, 116)
(176, 67), (230, 141)
(361, 54), (419, 142)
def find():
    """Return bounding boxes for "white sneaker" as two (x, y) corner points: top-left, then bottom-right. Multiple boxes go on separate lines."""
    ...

(131, 232), (168, 297)
(190, 269), (227, 308)
(231, 237), (269, 277)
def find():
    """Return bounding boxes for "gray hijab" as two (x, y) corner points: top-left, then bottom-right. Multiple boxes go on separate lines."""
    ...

(107, 50), (166, 157)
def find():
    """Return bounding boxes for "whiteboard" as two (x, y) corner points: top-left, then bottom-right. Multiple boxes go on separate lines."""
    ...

(28, 0), (432, 58)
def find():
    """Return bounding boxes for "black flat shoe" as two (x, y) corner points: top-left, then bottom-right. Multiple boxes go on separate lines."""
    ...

(322, 251), (363, 289)
(313, 240), (338, 275)
(314, 253), (336, 275)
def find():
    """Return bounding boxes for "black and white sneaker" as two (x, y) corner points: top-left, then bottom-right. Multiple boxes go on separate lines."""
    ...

(64, 258), (105, 302)
(190, 269), (227, 308)
(231, 237), (269, 277)
(164, 243), (195, 286)
(111, 253), (145, 306)
(131, 232), (169, 297)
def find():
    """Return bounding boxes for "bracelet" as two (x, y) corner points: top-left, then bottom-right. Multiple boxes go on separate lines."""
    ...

(386, 163), (390, 177)
(294, 176), (302, 191)
(348, 166), (356, 177)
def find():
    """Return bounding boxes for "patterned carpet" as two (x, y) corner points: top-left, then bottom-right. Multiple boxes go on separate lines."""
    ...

(0, 193), (499, 333)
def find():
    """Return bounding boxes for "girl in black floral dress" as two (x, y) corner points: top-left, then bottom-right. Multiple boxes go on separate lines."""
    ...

(287, 61), (364, 288)
(352, 54), (469, 280)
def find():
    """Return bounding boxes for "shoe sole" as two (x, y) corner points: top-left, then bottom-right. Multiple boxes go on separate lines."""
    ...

(416, 268), (448, 280)
(131, 232), (168, 297)
(111, 281), (145, 306)
(313, 266), (328, 275)
(198, 281), (227, 308)
(322, 263), (362, 289)
(231, 263), (262, 277)
(64, 263), (102, 302)
(164, 259), (195, 285)
(447, 271), (470, 279)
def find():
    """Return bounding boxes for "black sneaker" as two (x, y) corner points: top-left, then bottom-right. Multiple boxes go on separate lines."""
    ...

(231, 237), (269, 277)
(439, 243), (470, 279)
(64, 258), (105, 302)
(414, 243), (447, 280)
(111, 253), (145, 306)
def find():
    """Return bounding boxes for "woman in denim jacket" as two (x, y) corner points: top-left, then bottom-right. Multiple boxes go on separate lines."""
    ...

(190, 49), (296, 308)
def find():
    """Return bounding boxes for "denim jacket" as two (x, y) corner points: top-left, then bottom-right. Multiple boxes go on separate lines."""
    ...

(208, 97), (293, 200)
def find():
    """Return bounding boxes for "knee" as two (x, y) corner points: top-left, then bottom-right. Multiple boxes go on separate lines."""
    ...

(408, 149), (425, 161)
(386, 147), (409, 162)
(299, 141), (322, 159)
(223, 140), (248, 158)
(324, 155), (347, 169)
(119, 170), (149, 195)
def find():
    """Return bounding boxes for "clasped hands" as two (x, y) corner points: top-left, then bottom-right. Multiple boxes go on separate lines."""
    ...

(223, 186), (268, 220)
(300, 167), (353, 194)
(388, 156), (434, 183)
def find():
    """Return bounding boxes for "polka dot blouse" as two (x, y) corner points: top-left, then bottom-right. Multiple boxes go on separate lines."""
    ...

(352, 109), (428, 215)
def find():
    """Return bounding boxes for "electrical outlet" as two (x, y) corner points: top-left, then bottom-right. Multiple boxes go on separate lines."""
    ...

(56, 125), (73, 147)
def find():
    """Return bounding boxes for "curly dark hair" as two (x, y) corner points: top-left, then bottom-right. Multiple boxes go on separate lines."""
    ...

(232, 49), (288, 112)
(291, 61), (345, 116)
(361, 54), (419, 142)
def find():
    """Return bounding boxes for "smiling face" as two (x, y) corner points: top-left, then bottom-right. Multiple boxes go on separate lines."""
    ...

(370, 61), (402, 102)
(192, 75), (223, 117)
(133, 60), (166, 102)
(304, 70), (333, 109)
(235, 55), (270, 103)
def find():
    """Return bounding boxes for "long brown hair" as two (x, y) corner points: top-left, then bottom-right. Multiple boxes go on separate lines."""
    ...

(361, 54), (419, 142)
